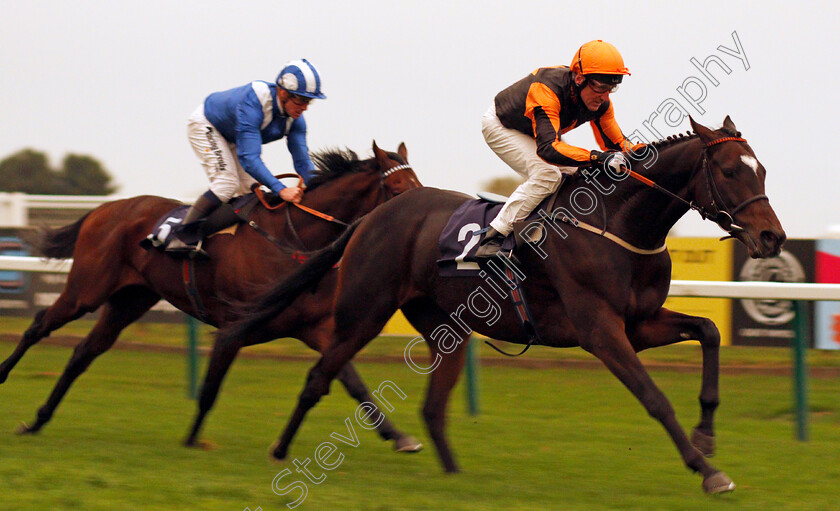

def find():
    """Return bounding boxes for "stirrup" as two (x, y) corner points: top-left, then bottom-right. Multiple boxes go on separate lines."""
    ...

(165, 238), (209, 259)
(474, 238), (503, 260)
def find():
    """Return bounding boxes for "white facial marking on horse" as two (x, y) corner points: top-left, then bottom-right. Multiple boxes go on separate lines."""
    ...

(741, 155), (759, 175)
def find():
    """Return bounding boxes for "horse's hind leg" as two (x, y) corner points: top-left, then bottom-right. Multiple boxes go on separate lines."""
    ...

(0, 292), (95, 384)
(336, 363), (423, 453)
(16, 287), (159, 434)
(626, 308), (721, 457)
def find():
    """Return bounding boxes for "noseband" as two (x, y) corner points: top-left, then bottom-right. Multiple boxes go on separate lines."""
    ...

(698, 136), (769, 235)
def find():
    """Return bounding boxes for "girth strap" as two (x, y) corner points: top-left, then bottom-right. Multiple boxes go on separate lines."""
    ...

(483, 265), (542, 357)
(182, 259), (208, 323)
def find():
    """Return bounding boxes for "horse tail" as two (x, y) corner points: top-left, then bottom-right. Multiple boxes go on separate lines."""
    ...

(36, 211), (93, 259)
(226, 217), (363, 340)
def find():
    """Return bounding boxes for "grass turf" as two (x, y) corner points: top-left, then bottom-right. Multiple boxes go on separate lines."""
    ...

(0, 342), (838, 510)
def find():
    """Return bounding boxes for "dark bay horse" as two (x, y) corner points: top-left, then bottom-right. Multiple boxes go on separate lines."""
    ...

(0, 142), (423, 452)
(222, 117), (785, 493)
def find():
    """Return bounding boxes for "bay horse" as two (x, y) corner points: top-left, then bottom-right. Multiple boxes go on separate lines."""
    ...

(221, 117), (785, 493)
(0, 141), (423, 452)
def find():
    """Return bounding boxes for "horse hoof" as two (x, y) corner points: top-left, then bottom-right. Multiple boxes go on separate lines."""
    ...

(15, 422), (36, 435)
(703, 472), (735, 494)
(393, 435), (423, 453)
(269, 442), (289, 463)
(184, 439), (216, 451)
(691, 428), (715, 457)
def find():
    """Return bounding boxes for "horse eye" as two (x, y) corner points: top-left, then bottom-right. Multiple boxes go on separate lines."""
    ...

(721, 166), (736, 177)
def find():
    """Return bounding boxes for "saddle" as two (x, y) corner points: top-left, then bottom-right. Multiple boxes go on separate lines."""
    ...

(436, 187), (570, 277)
(140, 194), (260, 252)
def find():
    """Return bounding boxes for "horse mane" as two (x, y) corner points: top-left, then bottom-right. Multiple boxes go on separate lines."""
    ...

(647, 123), (741, 151)
(306, 148), (364, 190)
(648, 131), (698, 151)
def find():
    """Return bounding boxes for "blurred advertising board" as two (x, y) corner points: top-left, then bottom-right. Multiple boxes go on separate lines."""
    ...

(663, 238), (734, 345)
(731, 240), (815, 347)
(815, 239), (840, 350)
(0, 233), (32, 317)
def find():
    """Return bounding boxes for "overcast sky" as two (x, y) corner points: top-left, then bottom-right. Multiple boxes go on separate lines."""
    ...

(2, 1), (838, 237)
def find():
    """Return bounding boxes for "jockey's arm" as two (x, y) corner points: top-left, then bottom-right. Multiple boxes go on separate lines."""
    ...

(286, 117), (315, 186)
(590, 103), (646, 154)
(524, 82), (592, 168)
(234, 96), (286, 194)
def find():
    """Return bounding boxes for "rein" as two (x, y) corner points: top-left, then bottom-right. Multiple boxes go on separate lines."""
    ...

(253, 179), (350, 228)
(620, 136), (768, 237)
(248, 162), (415, 251)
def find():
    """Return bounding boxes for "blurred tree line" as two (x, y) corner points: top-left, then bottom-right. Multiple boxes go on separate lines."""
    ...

(481, 176), (522, 196)
(0, 149), (117, 195)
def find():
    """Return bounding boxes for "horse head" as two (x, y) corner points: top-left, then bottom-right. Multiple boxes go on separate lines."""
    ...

(688, 116), (786, 258)
(372, 140), (422, 196)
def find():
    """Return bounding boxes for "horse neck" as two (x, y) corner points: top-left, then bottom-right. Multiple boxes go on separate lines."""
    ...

(605, 139), (704, 248)
(302, 166), (386, 221)
(254, 166), (385, 247)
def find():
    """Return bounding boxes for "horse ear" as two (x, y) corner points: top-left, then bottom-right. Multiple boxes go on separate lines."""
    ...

(689, 116), (715, 144)
(397, 142), (408, 161)
(722, 115), (737, 135)
(372, 140), (389, 168)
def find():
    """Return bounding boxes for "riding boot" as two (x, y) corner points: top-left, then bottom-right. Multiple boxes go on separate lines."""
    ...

(474, 226), (505, 262)
(166, 190), (222, 257)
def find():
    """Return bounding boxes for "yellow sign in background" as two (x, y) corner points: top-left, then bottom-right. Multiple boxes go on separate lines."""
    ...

(382, 238), (734, 344)
(664, 238), (734, 345)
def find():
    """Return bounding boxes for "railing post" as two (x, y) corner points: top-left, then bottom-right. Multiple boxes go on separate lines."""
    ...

(792, 301), (809, 441)
(465, 336), (480, 416)
(186, 316), (200, 400)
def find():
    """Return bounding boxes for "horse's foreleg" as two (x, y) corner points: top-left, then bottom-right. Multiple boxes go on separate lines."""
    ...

(16, 288), (159, 434)
(626, 308), (721, 457)
(336, 363), (423, 453)
(270, 337), (363, 460)
(582, 316), (733, 494)
(184, 332), (248, 448)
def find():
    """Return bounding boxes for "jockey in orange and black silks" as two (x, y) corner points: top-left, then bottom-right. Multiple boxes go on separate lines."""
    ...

(494, 64), (641, 166)
(476, 40), (645, 261)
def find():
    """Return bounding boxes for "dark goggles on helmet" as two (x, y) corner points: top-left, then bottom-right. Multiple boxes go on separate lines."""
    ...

(586, 73), (623, 93)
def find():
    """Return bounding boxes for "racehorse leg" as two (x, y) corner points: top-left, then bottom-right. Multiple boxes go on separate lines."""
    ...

(269, 315), (392, 461)
(0, 290), (98, 384)
(402, 298), (468, 473)
(183, 327), (261, 448)
(336, 363), (423, 453)
(581, 310), (734, 493)
(16, 286), (160, 434)
(626, 307), (721, 457)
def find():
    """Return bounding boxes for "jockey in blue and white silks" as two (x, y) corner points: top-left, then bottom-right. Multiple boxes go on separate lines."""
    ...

(168, 59), (327, 255)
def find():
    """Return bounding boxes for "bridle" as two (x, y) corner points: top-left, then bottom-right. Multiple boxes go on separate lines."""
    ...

(620, 136), (768, 237)
(379, 163), (414, 201)
(697, 136), (768, 235)
(251, 162), (416, 250)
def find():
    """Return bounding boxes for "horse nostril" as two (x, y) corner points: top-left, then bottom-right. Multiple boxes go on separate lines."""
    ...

(761, 230), (785, 252)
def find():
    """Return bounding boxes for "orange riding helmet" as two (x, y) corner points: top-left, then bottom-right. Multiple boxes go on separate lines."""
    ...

(570, 40), (630, 85)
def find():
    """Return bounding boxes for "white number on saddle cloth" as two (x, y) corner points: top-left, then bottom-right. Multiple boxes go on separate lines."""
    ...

(455, 222), (481, 271)
(149, 217), (183, 247)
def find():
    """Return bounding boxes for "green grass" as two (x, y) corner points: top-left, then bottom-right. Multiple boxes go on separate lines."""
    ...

(3, 316), (840, 368)
(0, 342), (838, 510)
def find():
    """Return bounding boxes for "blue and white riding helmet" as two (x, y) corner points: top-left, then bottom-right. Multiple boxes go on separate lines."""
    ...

(275, 59), (326, 99)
